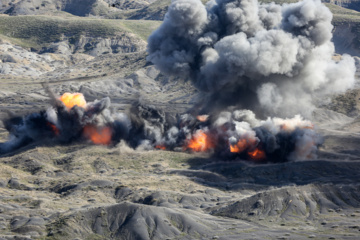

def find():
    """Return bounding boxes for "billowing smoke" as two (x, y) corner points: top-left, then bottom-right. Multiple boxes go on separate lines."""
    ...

(147, 0), (356, 117)
(154, 109), (322, 162)
(2, 0), (346, 162)
(0, 90), (321, 162)
(0, 91), (131, 154)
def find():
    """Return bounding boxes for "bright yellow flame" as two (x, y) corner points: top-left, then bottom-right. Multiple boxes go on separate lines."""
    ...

(59, 92), (87, 109)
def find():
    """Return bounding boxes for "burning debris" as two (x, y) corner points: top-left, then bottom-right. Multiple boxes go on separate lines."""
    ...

(147, 0), (356, 118)
(0, 91), (321, 163)
(156, 110), (322, 162)
(186, 129), (215, 152)
(2, 0), (345, 163)
(0, 92), (130, 154)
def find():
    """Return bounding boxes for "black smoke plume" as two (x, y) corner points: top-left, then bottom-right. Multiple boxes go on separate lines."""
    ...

(0, 91), (321, 163)
(0, 91), (130, 154)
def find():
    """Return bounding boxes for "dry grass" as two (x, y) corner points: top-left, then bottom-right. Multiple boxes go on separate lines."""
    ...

(0, 15), (160, 50)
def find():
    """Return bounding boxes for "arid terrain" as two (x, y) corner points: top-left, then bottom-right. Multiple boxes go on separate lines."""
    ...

(0, 0), (360, 239)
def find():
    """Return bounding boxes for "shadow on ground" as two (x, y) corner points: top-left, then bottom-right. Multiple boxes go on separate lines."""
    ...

(170, 156), (360, 190)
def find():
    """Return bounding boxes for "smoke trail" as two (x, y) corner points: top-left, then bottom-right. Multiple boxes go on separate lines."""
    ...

(147, 0), (356, 117)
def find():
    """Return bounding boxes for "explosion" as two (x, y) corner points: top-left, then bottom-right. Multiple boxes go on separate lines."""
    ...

(59, 92), (87, 109)
(248, 148), (266, 161)
(0, 91), (322, 163)
(1, 0), (350, 164)
(83, 125), (112, 145)
(230, 138), (255, 153)
(186, 130), (214, 152)
(174, 111), (321, 162)
(0, 92), (131, 154)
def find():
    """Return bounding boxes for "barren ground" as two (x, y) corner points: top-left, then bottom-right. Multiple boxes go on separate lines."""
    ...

(0, 59), (359, 239)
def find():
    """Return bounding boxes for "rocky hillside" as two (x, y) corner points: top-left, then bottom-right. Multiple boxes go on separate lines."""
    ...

(0, 0), (360, 240)
(0, 0), (155, 18)
(326, 0), (360, 12)
(0, 14), (161, 79)
(0, 140), (359, 239)
(324, 3), (360, 56)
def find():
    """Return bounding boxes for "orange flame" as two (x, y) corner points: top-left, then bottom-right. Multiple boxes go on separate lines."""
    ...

(186, 130), (214, 152)
(230, 138), (258, 153)
(59, 92), (87, 109)
(230, 139), (247, 153)
(155, 145), (166, 150)
(248, 148), (266, 160)
(83, 125), (112, 145)
(47, 122), (60, 136)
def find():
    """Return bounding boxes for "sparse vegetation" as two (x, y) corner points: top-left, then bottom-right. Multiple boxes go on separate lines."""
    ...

(329, 88), (360, 116)
(0, 15), (160, 50)
(119, 20), (161, 40)
(0, 0), (360, 240)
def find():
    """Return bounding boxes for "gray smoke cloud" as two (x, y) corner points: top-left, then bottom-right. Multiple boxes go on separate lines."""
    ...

(147, 0), (356, 117)
(0, 92), (321, 162)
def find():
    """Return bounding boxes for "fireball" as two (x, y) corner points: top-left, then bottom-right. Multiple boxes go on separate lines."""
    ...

(186, 130), (214, 152)
(59, 92), (87, 109)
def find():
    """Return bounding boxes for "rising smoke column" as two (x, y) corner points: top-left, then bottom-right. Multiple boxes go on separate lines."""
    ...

(147, 0), (356, 117)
